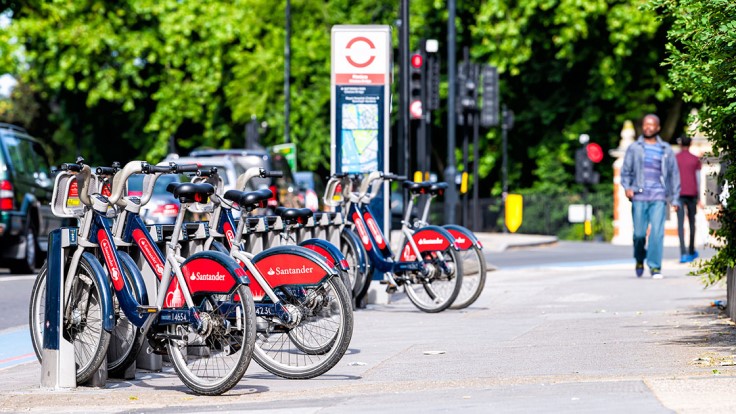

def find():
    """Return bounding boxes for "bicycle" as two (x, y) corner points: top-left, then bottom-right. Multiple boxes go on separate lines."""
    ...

(328, 171), (464, 313)
(399, 181), (487, 309)
(30, 159), (257, 395)
(193, 167), (354, 379)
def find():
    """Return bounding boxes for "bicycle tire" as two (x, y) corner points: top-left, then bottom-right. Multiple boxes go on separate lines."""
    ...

(168, 284), (256, 395)
(449, 245), (487, 309)
(404, 246), (463, 313)
(106, 251), (147, 376)
(253, 275), (353, 379)
(339, 230), (366, 298)
(29, 254), (111, 384)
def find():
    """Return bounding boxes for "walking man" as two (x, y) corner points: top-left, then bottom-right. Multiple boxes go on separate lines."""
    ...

(676, 136), (701, 263)
(621, 114), (680, 278)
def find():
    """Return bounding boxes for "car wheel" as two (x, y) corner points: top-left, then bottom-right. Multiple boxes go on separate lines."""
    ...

(11, 225), (37, 274)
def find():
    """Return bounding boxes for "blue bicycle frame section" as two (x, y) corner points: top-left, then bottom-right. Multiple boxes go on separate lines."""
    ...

(89, 213), (151, 327)
(348, 203), (424, 275)
(44, 228), (115, 341)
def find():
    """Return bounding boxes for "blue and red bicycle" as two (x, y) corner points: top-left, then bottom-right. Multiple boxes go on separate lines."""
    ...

(326, 171), (464, 313)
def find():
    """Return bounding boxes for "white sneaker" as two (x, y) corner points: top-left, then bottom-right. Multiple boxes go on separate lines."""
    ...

(652, 273), (664, 279)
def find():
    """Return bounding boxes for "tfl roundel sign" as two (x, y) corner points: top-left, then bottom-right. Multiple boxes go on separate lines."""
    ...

(333, 28), (390, 86)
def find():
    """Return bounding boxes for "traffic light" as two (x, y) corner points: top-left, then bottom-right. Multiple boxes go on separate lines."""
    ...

(426, 55), (440, 111)
(480, 65), (499, 128)
(575, 144), (601, 185)
(459, 62), (478, 111)
(409, 51), (424, 119)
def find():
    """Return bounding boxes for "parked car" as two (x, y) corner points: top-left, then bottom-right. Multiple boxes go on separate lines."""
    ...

(127, 174), (183, 225)
(187, 148), (302, 208)
(162, 154), (245, 195)
(0, 123), (62, 273)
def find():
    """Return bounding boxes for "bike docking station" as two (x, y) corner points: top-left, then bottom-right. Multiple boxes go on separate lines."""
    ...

(41, 227), (113, 389)
(40, 228), (77, 389)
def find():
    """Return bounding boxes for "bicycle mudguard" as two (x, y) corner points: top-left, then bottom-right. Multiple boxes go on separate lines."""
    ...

(166, 251), (249, 307)
(399, 225), (459, 262)
(246, 245), (337, 300)
(443, 224), (482, 250)
(300, 238), (349, 272)
(81, 251), (116, 332)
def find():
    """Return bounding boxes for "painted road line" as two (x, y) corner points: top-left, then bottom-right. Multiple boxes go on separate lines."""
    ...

(0, 326), (36, 370)
(0, 275), (36, 282)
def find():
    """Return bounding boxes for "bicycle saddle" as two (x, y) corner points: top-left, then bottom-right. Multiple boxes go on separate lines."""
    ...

(429, 182), (448, 196)
(403, 180), (432, 195)
(166, 182), (215, 203)
(223, 188), (273, 211)
(223, 188), (273, 210)
(274, 207), (313, 225)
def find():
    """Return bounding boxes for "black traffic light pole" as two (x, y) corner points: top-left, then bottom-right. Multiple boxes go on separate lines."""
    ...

(444, 0), (458, 224)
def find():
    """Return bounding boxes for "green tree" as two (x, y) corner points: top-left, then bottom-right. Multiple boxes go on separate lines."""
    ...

(653, 0), (736, 285)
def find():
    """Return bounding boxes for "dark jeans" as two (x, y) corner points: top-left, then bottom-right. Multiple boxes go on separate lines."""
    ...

(677, 196), (697, 255)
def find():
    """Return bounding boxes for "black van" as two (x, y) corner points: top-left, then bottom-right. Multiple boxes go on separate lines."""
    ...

(0, 123), (61, 273)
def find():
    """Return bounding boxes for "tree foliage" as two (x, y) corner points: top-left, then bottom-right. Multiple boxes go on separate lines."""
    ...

(0, 0), (683, 195)
(653, 0), (736, 285)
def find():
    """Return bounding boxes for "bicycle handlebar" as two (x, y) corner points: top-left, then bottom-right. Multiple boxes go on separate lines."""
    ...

(197, 167), (218, 177)
(262, 170), (283, 178)
(173, 163), (199, 174)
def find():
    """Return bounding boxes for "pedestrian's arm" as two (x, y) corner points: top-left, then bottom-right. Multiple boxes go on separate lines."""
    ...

(621, 149), (635, 199)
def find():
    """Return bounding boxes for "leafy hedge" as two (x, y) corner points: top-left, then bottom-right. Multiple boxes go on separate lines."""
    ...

(653, 0), (736, 286)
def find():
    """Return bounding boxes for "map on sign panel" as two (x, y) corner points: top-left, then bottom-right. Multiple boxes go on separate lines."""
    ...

(341, 103), (378, 172)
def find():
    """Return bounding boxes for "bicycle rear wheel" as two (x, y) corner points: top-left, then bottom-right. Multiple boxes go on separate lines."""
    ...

(404, 246), (463, 313)
(168, 284), (256, 395)
(254, 276), (353, 379)
(339, 230), (367, 299)
(449, 246), (487, 309)
(106, 251), (147, 376)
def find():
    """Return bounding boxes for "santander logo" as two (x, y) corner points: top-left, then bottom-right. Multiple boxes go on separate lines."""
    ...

(365, 217), (383, 245)
(190, 271), (226, 282)
(354, 219), (370, 246)
(418, 237), (444, 245)
(99, 238), (120, 283)
(402, 244), (416, 261)
(456, 237), (466, 244)
(267, 266), (314, 276)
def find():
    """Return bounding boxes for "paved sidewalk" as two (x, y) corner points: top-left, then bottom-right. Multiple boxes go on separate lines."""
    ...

(2, 255), (734, 413)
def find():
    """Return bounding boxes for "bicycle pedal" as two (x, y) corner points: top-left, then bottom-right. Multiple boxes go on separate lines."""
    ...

(137, 305), (159, 314)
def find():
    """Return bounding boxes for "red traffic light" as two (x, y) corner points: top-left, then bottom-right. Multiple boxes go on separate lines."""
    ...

(586, 143), (603, 163)
(411, 53), (423, 69)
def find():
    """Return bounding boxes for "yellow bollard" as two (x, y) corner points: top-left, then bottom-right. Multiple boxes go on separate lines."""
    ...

(505, 194), (523, 233)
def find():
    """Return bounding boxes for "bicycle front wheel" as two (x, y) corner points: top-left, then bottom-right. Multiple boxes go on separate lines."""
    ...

(404, 246), (463, 313)
(450, 246), (487, 309)
(168, 284), (256, 395)
(254, 276), (353, 379)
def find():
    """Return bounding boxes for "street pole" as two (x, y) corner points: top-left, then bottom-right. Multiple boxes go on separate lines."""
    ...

(284, 0), (291, 144)
(502, 105), (509, 233)
(399, 0), (410, 205)
(472, 109), (480, 231)
(444, 0), (458, 224)
(462, 111), (469, 227)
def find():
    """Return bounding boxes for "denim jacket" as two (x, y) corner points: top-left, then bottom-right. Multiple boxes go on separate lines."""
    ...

(621, 136), (681, 206)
